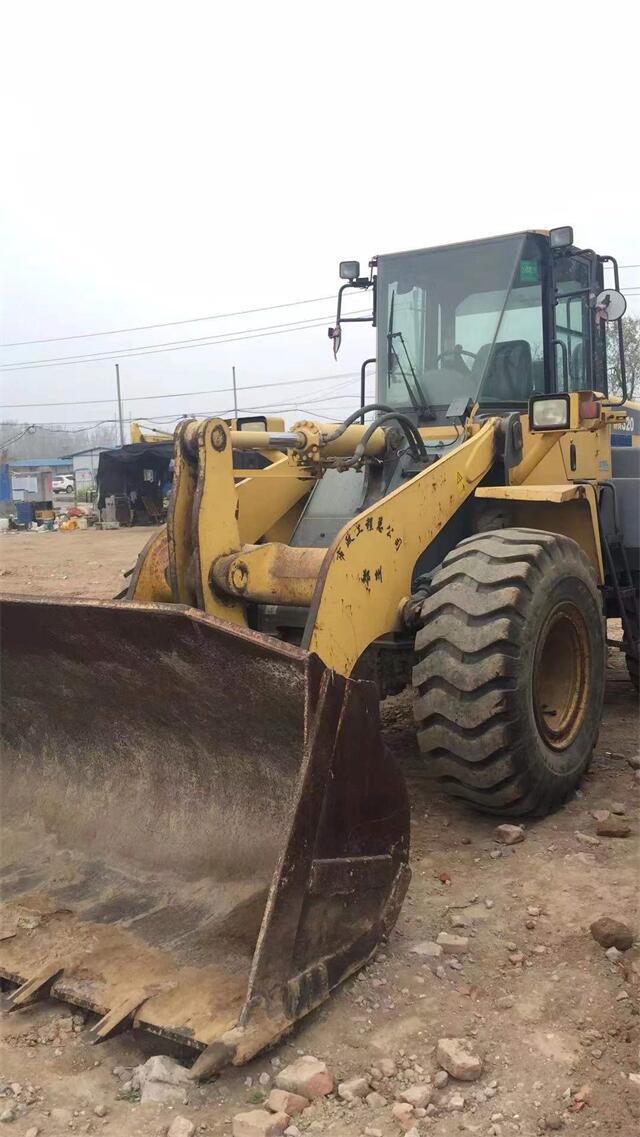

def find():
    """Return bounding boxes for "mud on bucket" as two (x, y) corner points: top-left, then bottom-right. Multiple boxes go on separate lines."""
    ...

(0, 597), (410, 1074)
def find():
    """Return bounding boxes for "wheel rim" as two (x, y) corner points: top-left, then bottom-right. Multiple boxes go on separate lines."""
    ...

(533, 601), (590, 750)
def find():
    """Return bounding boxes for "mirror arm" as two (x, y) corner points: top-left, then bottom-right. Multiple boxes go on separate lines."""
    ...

(359, 358), (376, 411)
(328, 278), (376, 354)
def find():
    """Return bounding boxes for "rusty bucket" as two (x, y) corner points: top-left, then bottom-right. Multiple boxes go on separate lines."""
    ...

(0, 597), (409, 1075)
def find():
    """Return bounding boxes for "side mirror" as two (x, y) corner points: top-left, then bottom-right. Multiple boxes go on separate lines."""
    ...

(595, 289), (627, 321)
(339, 260), (360, 281)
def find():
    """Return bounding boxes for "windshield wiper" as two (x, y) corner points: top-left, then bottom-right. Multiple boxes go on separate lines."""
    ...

(386, 293), (433, 417)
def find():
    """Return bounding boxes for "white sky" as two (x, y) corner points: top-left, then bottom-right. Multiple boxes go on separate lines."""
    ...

(1, 0), (639, 436)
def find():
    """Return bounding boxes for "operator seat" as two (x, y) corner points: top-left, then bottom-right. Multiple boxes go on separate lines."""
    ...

(472, 339), (533, 402)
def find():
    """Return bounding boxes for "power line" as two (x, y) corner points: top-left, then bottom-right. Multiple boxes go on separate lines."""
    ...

(0, 369), (360, 409)
(0, 308), (369, 372)
(0, 294), (337, 348)
(0, 382), (369, 430)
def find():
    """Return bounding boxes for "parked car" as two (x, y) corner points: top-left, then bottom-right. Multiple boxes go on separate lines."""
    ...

(52, 475), (75, 494)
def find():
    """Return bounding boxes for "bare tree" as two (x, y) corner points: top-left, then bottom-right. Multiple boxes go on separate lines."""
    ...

(0, 421), (118, 459)
(607, 315), (640, 400)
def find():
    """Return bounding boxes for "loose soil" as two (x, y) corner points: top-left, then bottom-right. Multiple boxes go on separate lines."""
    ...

(1, 528), (639, 1137)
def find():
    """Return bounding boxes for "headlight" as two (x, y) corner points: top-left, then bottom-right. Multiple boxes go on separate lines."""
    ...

(530, 396), (570, 430)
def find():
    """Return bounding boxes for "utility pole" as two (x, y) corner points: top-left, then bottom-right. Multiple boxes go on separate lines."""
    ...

(115, 363), (125, 446)
(232, 365), (239, 423)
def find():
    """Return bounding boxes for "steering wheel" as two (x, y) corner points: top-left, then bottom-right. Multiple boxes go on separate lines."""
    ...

(436, 346), (477, 366)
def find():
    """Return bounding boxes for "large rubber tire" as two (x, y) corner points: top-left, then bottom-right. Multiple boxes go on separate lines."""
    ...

(626, 650), (639, 692)
(412, 528), (606, 816)
(623, 614), (639, 691)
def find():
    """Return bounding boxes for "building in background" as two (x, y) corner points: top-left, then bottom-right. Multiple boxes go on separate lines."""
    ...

(8, 458), (73, 501)
(62, 446), (111, 493)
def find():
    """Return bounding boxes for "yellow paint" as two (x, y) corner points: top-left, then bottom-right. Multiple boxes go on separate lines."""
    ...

(166, 420), (198, 604)
(303, 420), (498, 674)
(236, 458), (316, 544)
(192, 420), (246, 624)
(476, 484), (587, 504)
(211, 543), (326, 606)
(127, 527), (172, 602)
(476, 483), (603, 579)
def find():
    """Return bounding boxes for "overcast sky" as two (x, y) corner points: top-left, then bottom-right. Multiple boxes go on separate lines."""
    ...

(1, 1), (639, 437)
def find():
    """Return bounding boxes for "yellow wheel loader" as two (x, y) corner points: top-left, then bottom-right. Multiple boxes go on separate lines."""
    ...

(2, 226), (638, 1076)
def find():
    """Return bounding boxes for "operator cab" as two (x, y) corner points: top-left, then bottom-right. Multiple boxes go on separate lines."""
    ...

(331, 228), (627, 426)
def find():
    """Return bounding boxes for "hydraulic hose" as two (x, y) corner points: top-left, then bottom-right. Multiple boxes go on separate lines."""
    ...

(321, 403), (395, 445)
(349, 412), (428, 464)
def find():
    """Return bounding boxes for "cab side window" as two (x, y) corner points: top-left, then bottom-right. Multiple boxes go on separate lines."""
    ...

(554, 258), (592, 391)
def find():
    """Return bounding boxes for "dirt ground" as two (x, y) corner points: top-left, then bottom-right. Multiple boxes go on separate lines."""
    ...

(1, 528), (639, 1137)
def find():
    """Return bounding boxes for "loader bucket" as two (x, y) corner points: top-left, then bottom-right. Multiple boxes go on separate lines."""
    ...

(0, 597), (409, 1074)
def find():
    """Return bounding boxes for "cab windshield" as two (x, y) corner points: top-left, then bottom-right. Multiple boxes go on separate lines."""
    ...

(377, 234), (547, 411)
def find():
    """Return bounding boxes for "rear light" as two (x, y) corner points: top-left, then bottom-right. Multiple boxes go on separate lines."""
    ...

(580, 399), (601, 421)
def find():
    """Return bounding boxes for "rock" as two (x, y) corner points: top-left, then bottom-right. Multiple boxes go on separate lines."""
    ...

(142, 1082), (187, 1105)
(496, 995), (515, 1010)
(436, 1038), (483, 1082)
(576, 831), (600, 846)
(544, 1115), (564, 1131)
(574, 1085), (592, 1104)
(409, 940), (442, 960)
(232, 1110), (289, 1137)
(51, 1108), (74, 1127)
(606, 946), (622, 961)
(449, 912), (471, 929)
(401, 1084), (432, 1108)
(25, 1129), (39, 1137)
(284, 1128), (300, 1137)
(266, 1089), (309, 1115)
(494, 824), (524, 845)
(366, 1091), (388, 1108)
(629, 1072), (640, 1088)
(447, 1092), (466, 1110)
(93, 1104), (108, 1117)
(436, 932), (469, 954)
(591, 809), (610, 822)
(364, 1130), (383, 1137)
(337, 1076), (369, 1101)
(433, 1070), (449, 1088)
(378, 1057), (397, 1077)
(596, 818), (631, 838)
(136, 1054), (191, 1086)
(391, 1102), (414, 1129)
(610, 802), (626, 814)
(622, 947), (640, 987)
(167, 1119), (196, 1137)
(485, 898), (494, 909)
(509, 952), (525, 965)
(627, 755), (640, 770)
(0, 1109), (16, 1124)
(258, 1073), (272, 1087)
(590, 916), (634, 951)
(275, 1056), (333, 1099)
(527, 906), (541, 917)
